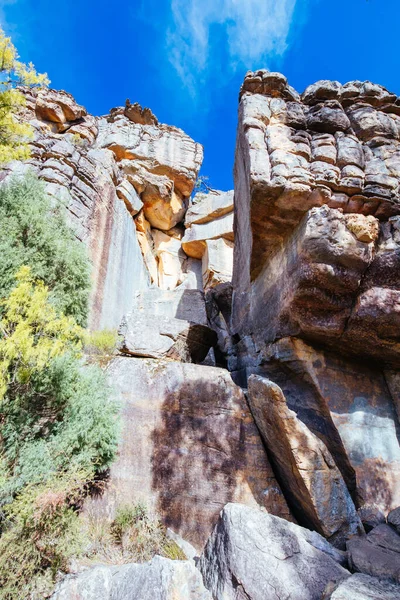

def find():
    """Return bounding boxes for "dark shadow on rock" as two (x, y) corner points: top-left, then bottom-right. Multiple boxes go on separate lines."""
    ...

(150, 379), (245, 547)
(150, 374), (285, 548)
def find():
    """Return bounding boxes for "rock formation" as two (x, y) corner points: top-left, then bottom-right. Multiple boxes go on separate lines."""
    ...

(231, 70), (400, 526)
(4, 71), (400, 598)
(199, 503), (350, 600)
(51, 555), (212, 600)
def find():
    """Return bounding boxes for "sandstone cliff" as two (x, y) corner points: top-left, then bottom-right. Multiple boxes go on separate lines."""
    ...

(4, 72), (400, 599)
(231, 70), (400, 527)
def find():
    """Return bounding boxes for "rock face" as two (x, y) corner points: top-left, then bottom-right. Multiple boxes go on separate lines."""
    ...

(324, 573), (400, 600)
(248, 375), (363, 547)
(118, 288), (217, 362)
(233, 71), (400, 364)
(199, 503), (350, 600)
(86, 358), (291, 550)
(231, 71), (400, 523)
(388, 507), (400, 534)
(242, 337), (400, 514)
(183, 190), (234, 290)
(8, 88), (234, 330)
(7, 72), (400, 596)
(347, 524), (400, 583)
(51, 556), (212, 600)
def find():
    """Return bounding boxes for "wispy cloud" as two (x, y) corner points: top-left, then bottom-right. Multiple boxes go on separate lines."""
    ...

(166, 0), (298, 93)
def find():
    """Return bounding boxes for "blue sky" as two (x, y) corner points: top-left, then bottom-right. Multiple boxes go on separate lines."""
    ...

(1, 0), (400, 191)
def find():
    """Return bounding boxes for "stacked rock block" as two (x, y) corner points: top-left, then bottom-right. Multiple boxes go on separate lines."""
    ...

(9, 88), (237, 331)
(232, 71), (400, 531)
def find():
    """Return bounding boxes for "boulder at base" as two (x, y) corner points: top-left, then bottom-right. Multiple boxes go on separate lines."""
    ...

(51, 556), (212, 600)
(199, 503), (350, 600)
(347, 524), (400, 583)
(324, 573), (400, 600)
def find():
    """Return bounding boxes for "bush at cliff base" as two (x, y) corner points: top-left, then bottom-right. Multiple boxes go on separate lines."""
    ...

(0, 242), (119, 596)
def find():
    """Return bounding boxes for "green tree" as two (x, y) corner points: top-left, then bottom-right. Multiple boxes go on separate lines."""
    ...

(0, 26), (49, 163)
(0, 269), (119, 598)
(0, 265), (83, 401)
(0, 175), (91, 326)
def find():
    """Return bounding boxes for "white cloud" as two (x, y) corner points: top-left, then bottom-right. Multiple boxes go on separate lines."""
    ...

(167, 0), (298, 92)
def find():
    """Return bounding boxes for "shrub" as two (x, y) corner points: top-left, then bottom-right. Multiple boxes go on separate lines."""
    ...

(83, 329), (120, 367)
(0, 174), (91, 325)
(0, 270), (120, 597)
(84, 503), (187, 565)
(0, 471), (87, 599)
(0, 26), (49, 164)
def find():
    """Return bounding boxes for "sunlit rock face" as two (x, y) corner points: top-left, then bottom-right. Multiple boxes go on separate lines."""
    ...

(231, 71), (400, 520)
(232, 71), (400, 357)
(5, 89), (208, 328)
(7, 89), (237, 331)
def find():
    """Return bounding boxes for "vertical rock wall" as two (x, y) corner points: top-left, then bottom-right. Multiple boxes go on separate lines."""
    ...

(232, 71), (400, 525)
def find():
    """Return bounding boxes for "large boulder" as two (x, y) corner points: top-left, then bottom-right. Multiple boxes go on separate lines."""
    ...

(199, 503), (350, 600)
(388, 507), (400, 534)
(118, 288), (217, 363)
(248, 375), (363, 547)
(347, 524), (400, 583)
(185, 190), (234, 227)
(85, 360), (291, 550)
(241, 337), (400, 514)
(324, 573), (400, 600)
(51, 556), (212, 600)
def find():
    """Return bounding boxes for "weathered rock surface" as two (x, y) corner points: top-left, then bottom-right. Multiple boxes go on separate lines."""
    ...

(232, 70), (400, 367)
(324, 573), (400, 600)
(388, 507), (400, 534)
(239, 337), (400, 514)
(235, 71), (400, 282)
(347, 524), (400, 583)
(233, 202), (400, 367)
(199, 503), (350, 600)
(185, 190), (234, 227)
(96, 115), (203, 197)
(202, 238), (233, 290)
(51, 556), (212, 600)
(119, 287), (217, 362)
(358, 504), (386, 533)
(86, 359), (290, 550)
(6, 87), (208, 329)
(248, 375), (363, 547)
(182, 211), (234, 259)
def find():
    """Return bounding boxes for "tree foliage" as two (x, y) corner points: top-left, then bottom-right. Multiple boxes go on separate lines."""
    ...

(0, 268), (119, 500)
(0, 175), (91, 326)
(0, 26), (49, 164)
(0, 176), (119, 597)
(0, 266), (82, 401)
(0, 269), (119, 598)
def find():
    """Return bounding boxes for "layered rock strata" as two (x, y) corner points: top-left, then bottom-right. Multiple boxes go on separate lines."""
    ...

(5, 72), (400, 595)
(7, 88), (234, 330)
(231, 71), (400, 527)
